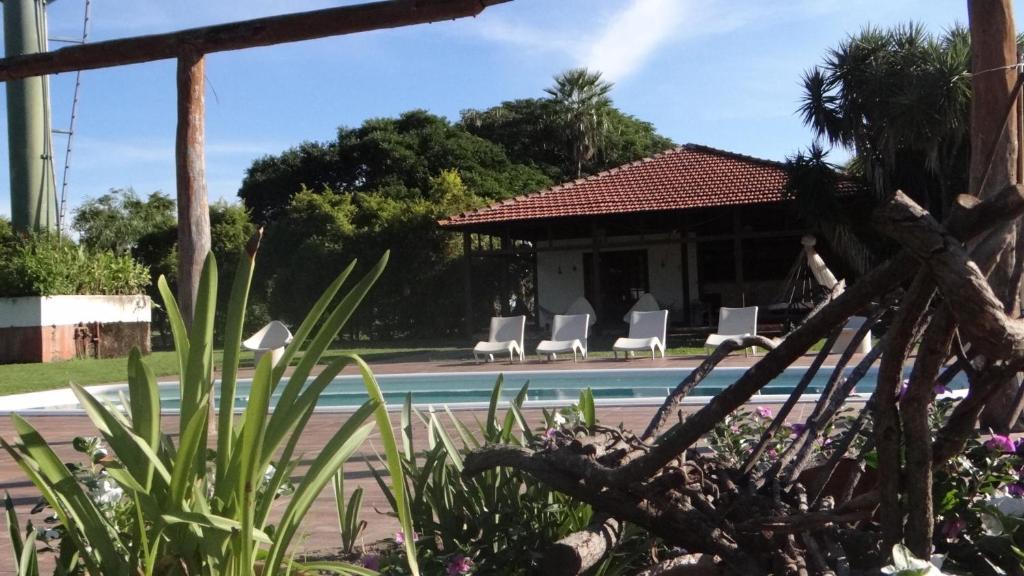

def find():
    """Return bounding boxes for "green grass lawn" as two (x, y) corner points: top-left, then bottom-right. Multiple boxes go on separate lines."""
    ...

(0, 341), (465, 397)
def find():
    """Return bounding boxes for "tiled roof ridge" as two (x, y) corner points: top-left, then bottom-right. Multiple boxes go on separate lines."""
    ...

(679, 143), (788, 170)
(442, 144), (790, 225)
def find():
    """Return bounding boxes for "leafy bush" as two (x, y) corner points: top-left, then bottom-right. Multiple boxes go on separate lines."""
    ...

(0, 230), (148, 297)
(1, 244), (420, 575)
(363, 380), (653, 575)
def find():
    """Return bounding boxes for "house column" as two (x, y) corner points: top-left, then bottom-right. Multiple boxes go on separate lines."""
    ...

(732, 211), (745, 305)
(462, 232), (473, 337)
(590, 220), (603, 325)
(686, 232), (699, 323)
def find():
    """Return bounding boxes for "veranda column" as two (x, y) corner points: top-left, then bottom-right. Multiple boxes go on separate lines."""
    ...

(175, 49), (211, 329)
(463, 232), (473, 337)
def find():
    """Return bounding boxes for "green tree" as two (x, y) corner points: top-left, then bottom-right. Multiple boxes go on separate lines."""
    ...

(72, 188), (176, 253)
(238, 110), (551, 225)
(545, 68), (615, 178)
(796, 23), (973, 217)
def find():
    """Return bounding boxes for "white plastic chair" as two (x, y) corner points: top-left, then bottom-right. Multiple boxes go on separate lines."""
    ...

(833, 316), (872, 354)
(613, 310), (668, 360)
(565, 296), (598, 326)
(704, 306), (759, 356)
(243, 321), (293, 368)
(536, 314), (589, 362)
(622, 293), (659, 322)
(473, 315), (526, 363)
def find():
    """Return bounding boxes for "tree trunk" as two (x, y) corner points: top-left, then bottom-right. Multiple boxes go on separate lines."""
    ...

(971, 0), (1023, 431)
(175, 50), (211, 328)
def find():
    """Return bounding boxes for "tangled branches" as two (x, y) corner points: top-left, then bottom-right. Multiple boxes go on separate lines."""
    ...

(464, 185), (1024, 574)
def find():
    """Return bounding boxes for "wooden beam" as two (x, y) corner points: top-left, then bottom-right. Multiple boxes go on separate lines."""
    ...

(175, 50), (211, 328)
(463, 232), (473, 337)
(0, 0), (510, 81)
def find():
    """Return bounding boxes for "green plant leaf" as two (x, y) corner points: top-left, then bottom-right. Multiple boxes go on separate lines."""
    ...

(7, 415), (125, 574)
(270, 259), (356, 387)
(235, 352), (274, 573)
(579, 388), (596, 429)
(4, 491), (24, 574)
(430, 414), (464, 472)
(216, 230), (261, 489)
(157, 274), (189, 389)
(294, 561), (378, 576)
(486, 374), (504, 441)
(263, 401), (378, 576)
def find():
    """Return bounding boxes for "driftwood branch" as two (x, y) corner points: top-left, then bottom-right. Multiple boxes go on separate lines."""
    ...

(644, 335), (779, 440)
(543, 516), (621, 576)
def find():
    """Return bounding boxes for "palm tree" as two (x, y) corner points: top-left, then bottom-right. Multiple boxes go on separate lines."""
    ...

(545, 68), (614, 178)
(797, 23), (973, 218)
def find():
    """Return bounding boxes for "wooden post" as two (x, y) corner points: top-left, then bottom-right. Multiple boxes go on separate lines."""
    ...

(463, 232), (473, 337)
(176, 50), (211, 328)
(732, 211), (745, 305)
(590, 220), (603, 325)
(971, 0), (1023, 431)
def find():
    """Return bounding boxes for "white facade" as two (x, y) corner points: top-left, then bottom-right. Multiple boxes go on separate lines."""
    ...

(536, 234), (690, 327)
(0, 295), (151, 328)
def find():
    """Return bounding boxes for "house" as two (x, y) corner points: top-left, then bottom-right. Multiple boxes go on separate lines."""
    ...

(439, 144), (837, 334)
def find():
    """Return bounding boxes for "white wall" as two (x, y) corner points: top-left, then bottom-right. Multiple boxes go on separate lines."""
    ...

(537, 234), (687, 325)
(647, 243), (683, 312)
(0, 295), (151, 328)
(536, 251), (584, 327)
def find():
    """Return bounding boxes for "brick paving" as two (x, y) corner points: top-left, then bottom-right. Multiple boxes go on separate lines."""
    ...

(0, 354), (839, 573)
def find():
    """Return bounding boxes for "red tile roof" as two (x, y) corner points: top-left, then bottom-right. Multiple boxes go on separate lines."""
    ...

(439, 144), (795, 228)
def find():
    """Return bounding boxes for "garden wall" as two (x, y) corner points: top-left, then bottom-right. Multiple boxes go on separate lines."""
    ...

(0, 295), (151, 364)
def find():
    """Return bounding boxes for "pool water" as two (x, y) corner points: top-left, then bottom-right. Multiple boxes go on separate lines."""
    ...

(87, 366), (964, 411)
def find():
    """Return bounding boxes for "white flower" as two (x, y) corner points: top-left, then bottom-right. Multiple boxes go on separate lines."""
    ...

(553, 412), (567, 426)
(263, 464), (277, 484)
(881, 544), (948, 575)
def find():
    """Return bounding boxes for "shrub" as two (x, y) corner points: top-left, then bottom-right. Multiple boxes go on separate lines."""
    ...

(0, 231), (148, 297)
(2, 241), (420, 575)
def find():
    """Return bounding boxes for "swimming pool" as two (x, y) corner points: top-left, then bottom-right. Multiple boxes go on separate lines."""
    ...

(4, 365), (966, 413)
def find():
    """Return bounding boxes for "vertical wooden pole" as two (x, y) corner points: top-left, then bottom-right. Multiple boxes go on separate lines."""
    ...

(732, 211), (745, 306)
(970, 0), (1022, 431)
(463, 232), (473, 337)
(176, 50), (211, 329)
(590, 220), (603, 325)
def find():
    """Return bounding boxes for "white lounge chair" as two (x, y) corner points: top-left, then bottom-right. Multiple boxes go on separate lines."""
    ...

(243, 320), (293, 368)
(613, 310), (668, 360)
(704, 306), (759, 356)
(833, 316), (872, 354)
(565, 296), (598, 326)
(536, 314), (589, 361)
(622, 292), (660, 322)
(473, 315), (526, 363)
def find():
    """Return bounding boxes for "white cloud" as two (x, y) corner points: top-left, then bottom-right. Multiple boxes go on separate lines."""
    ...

(583, 0), (685, 82)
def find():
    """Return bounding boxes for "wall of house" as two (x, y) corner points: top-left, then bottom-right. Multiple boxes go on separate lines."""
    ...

(536, 250), (584, 327)
(0, 295), (151, 364)
(647, 243), (683, 312)
(536, 235), (684, 327)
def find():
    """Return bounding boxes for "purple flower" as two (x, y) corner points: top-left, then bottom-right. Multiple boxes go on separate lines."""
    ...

(545, 428), (557, 440)
(1016, 438), (1024, 455)
(942, 517), (966, 541)
(766, 448), (778, 461)
(447, 554), (474, 575)
(361, 554), (381, 569)
(986, 433), (1016, 453)
(755, 406), (773, 419)
(789, 423), (806, 437)
(933, 383), (951, 395)
(729, 424), (740, 433)
(897, 380), (909, 402)
(394, 530), (418, 544)
(1009, 483), (1024, 497)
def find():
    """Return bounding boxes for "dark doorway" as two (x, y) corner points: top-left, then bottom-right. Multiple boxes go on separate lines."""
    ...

(584, 249), (649, 326)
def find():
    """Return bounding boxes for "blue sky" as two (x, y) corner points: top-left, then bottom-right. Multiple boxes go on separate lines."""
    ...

(0, 0), (1014, 221)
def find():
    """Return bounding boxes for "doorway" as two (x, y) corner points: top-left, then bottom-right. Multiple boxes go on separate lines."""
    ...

(584, 249), (650, 326)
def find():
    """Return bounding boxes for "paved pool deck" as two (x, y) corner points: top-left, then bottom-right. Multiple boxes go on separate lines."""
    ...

(0, 352), (860, 573)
